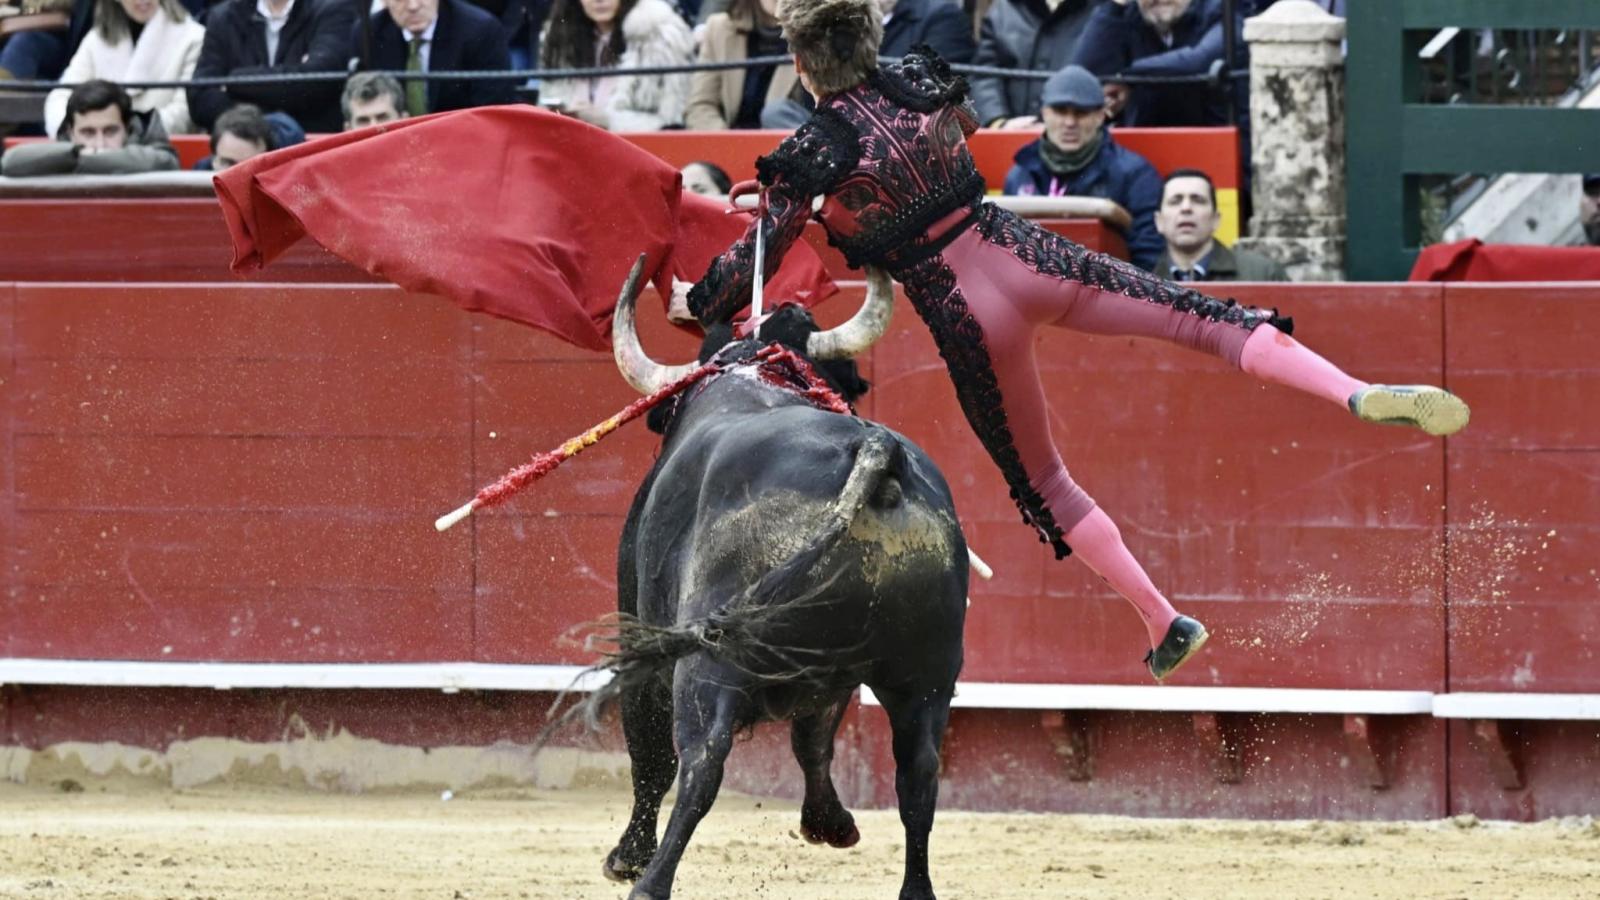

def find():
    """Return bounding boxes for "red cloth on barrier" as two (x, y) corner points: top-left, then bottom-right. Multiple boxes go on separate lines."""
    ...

(1409, 238), (1600, 282)
(213, 106), (836, 351)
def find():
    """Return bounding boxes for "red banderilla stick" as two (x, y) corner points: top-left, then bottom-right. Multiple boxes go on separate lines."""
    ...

(434, 360), (720, 532)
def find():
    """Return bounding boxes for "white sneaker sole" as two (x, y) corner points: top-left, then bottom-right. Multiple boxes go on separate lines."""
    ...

(1351, 386), (1471, 437)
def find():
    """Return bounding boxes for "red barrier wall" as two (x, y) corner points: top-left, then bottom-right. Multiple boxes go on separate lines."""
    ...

(1, 279), (1595, 819)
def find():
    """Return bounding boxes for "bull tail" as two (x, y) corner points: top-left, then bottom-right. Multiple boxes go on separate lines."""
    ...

(560, 426), (904, 732)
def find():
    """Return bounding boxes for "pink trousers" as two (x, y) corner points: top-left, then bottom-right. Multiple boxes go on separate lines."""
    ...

(937, 225), (1257, 536)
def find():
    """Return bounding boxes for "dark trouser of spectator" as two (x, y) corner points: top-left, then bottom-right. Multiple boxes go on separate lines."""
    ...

(0, 31), (70, 135)
(263, 111), (306, 148)
(759, 98), (810, 129)
(0, 30), (69, 81)
(508, 41), (540, 90)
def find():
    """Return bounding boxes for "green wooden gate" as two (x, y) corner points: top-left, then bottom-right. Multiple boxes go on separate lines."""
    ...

(1346, 0), (1600, 280)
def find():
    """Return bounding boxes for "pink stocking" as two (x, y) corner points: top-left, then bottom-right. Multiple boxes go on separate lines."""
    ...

(1065, 507), (1178, 648)
(1238, 324), (1368, 407)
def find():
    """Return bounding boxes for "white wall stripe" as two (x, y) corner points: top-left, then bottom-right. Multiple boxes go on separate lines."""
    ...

(2, 661), (1594, 719)
(1430, 692), (1600, 720)
(858, 683), (1435, 714)
(0, 659), (608, 693)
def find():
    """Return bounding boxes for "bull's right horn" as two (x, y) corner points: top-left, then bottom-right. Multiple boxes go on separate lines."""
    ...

(806, 267), (895, 360)
(612, 253), (698, 395)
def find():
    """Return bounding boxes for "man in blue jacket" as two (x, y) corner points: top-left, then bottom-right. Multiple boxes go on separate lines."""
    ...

(1002, 65), (1164, 270)
(1071, 0), (1246, 128)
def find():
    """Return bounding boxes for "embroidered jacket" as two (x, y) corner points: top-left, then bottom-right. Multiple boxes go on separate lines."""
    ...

(688, 47), (985, 324)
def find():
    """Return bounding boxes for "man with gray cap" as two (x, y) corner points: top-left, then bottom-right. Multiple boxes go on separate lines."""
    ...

(1003, 64), (1164, 270)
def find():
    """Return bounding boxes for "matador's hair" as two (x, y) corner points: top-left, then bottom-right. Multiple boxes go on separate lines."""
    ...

(775, 0), (883, 97)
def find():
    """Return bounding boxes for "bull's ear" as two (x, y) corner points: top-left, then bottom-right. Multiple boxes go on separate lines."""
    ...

(806, 267), (894, 360)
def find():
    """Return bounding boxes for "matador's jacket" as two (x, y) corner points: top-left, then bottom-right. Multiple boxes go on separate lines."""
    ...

(688, 47), (1287, 558)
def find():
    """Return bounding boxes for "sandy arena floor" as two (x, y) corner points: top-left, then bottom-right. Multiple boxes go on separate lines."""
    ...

(1, 782), (1596, 900)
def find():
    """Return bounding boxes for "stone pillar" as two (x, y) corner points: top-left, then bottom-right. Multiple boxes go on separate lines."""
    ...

(1234, 0), (1347, 281)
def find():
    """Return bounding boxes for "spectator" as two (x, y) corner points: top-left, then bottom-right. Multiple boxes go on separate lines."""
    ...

(469, 0), (541, 70)
(538, 0), (693, 130)
(1151, 168), (1287, 281)
(1, 78), (176, 175)
(1002, 65), (1162, 269)
(1582, 174), (1600, 247)
(208, 103), (271, 170)
(194, 102), (306, 169)
(970, 0), (1097, 129)
(42, 0), (206, 138)
(685, 0), (795, 130)
(879, 0), (974, 64)
(0, 0), (95, 99)
(353, 0), (514, 116)
(1072, 0), (1245, 128)
(342, 72), (408, 130)
(186, 0), (355, 135)
(681, 160), (731, 196)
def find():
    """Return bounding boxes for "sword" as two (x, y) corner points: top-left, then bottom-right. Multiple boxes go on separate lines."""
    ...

(750, 188), (766, 339)
(726, 179), (769, 339)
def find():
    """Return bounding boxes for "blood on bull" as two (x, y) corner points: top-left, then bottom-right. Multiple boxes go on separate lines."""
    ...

(586, 259), (969, 900)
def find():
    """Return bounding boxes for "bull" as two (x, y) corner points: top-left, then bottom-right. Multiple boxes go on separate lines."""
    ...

(592, 260), (969, 900)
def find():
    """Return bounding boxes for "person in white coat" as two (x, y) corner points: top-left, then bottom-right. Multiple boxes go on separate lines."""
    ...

(44, 0), (206, 137)
(538, 0), (693, 131)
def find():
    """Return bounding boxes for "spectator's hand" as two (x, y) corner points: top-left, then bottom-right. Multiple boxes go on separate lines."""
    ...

(667, 278), (696, 324)
(566, 102), (611, 130)
(1102, 82), (1130, 119)
(997, 115), (1041, 130)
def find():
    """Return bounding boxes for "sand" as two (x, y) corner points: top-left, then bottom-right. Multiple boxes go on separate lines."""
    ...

(1, 781), (1596, 900)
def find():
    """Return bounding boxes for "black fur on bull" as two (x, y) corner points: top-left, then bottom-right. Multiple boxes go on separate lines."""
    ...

(592, 260), (968, 900)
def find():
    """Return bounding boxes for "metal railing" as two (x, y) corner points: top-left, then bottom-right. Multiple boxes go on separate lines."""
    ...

(1417, 27), (1600, 106)
(0, 55), (1246, 94)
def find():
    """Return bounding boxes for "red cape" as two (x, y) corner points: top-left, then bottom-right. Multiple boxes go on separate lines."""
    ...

(213, 106), (836, 350)
(1409, 238), (1600, 282)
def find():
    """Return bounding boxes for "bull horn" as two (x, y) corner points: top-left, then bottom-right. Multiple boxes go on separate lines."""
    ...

(612, 253), (698, 395)
(806, 267), (895, 360)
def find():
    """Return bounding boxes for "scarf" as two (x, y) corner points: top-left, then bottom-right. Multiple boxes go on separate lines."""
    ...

(1039, 127), (1104, 176)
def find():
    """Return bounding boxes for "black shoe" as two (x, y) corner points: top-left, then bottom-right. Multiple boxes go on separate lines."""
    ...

(1145, 616), (1209, 682)
(1347, 385), (1470, 436)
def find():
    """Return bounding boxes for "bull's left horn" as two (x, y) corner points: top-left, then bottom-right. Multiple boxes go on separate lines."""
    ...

(806, 266), (895, 360)
(613, 253), (697, 395)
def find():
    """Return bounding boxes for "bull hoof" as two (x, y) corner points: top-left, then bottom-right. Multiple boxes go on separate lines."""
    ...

(800, 810), (861, 848)
(603, 845), (649, 883)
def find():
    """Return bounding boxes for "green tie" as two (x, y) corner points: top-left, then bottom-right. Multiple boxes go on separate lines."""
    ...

(405, 38), (428, 116)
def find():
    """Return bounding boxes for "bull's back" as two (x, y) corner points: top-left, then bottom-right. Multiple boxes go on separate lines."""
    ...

(637, 403), (966, 661)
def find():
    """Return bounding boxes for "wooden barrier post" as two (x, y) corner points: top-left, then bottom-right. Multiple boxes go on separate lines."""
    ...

(1236, 0), (1348, 281)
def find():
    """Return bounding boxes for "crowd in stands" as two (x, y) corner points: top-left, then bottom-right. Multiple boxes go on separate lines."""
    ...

(1, 0), (1262, 137)
(0, 0), (1321, 277)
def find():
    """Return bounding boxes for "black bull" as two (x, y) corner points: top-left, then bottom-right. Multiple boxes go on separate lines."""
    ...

(594, 265), (969, 900)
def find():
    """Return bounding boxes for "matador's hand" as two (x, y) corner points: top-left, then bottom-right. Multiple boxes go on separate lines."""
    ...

(667, 277), (696, 324)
